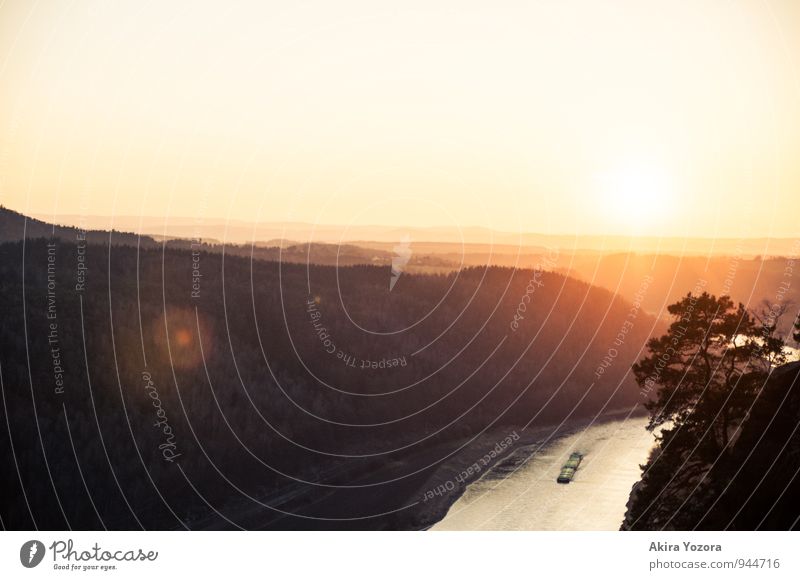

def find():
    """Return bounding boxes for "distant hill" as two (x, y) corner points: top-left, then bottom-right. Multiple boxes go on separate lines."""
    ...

(561, 252), (800, 337)
(1, 206), (443, 270)
(1, 205), (159, 247)
(32, 209), (800, 256)
(10, 206), (799, 335)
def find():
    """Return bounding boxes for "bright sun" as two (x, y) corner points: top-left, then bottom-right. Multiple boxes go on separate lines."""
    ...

(596, 164), (673, 233)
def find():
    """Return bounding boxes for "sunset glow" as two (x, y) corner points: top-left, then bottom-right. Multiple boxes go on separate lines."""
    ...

(1, 0), (799, 238)
(596, 162), (674, 232)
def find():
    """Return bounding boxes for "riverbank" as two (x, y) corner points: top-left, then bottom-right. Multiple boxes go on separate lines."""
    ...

(186, 407), (649, 530)
(418, 409), (652, 530)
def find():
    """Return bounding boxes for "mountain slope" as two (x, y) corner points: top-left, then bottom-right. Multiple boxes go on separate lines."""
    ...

(0, 227), (659, 529)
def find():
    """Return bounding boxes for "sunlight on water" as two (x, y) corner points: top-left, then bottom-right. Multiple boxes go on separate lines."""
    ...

(433, 416), (654, 530)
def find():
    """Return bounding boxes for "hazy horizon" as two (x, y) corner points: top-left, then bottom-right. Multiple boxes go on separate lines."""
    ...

(19, 208), (800, 241)
(1, 205), (793, 257)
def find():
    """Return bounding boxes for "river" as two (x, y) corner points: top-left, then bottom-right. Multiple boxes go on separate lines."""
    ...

(432, 413), (655, 530)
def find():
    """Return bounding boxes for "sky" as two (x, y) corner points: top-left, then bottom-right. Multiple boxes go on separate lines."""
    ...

(1, 0), (799, 238)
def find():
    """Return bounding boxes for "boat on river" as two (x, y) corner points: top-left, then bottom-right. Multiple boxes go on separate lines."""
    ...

(556, 452), (583, 483)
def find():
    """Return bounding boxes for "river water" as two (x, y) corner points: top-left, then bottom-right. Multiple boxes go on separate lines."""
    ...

(432, 414), (655, 530)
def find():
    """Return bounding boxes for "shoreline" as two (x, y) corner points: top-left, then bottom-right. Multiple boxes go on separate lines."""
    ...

(411, 406), (648, 530)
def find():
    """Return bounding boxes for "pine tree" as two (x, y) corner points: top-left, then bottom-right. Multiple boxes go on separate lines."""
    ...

(633, 292), (786, 457)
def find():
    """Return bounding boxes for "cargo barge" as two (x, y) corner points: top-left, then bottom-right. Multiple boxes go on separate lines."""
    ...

(556, 452), (583, 483)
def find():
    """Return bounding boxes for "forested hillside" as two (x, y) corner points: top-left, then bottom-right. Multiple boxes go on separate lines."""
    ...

(0, 236), (658, 529)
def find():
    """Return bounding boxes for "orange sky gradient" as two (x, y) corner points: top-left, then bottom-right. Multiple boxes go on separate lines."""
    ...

(1, 0), (799, 239)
